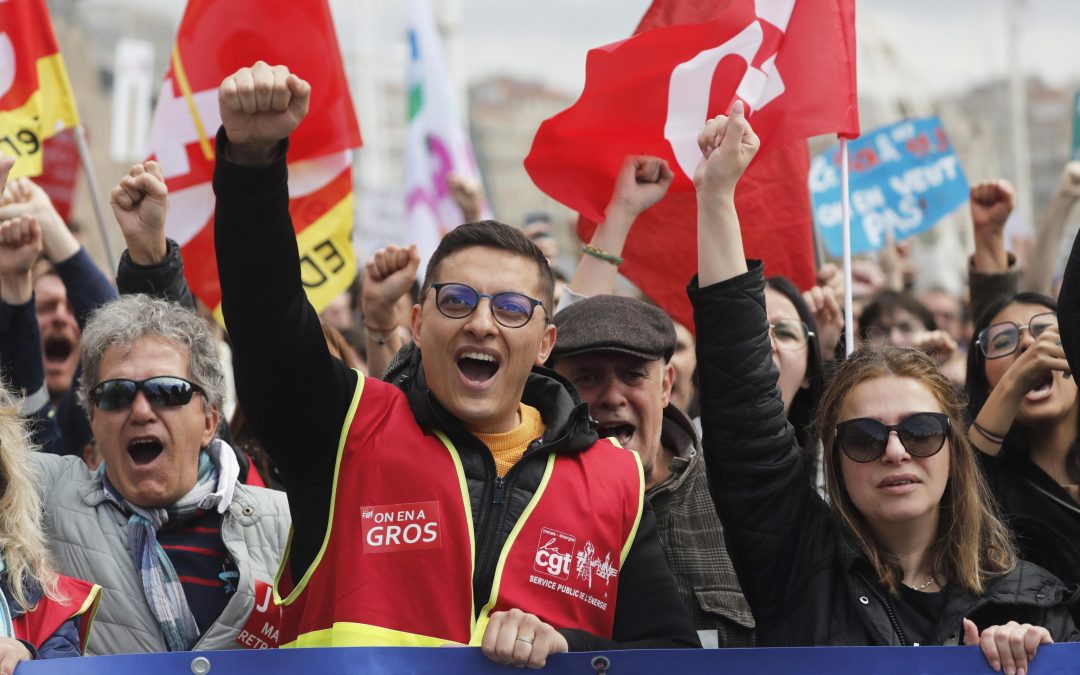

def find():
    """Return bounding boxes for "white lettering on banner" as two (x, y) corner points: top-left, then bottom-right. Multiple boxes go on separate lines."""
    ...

(861, 197), (924, 248)
(663, 0), (797, 179)
(851, 187), (886, 215)
(890, 121), (917, 143)
(888, 156), (960, 196)
(816, 202), (843, 228)
(809, 159), (840, 194)
(875, 134), (902, 164)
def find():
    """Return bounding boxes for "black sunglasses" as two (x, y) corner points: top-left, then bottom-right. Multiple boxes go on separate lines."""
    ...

(90, 376), (207, 411)
(430, 282), (545, 328)
(835, 412), (950, 463)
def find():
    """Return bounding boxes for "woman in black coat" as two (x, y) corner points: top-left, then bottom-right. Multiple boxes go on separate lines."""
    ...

(692, 103), (1078, 674)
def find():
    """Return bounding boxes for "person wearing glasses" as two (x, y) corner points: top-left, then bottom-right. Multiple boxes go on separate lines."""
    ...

(693, 103), (1077, 670)
(211, 61), (698, 669)
(23, 295), (290, 655)
(967, 290), (1080, 625)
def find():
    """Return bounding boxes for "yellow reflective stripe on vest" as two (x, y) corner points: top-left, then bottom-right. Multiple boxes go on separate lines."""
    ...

(621, 448), (645, 566)
(433, 429), (478, 637)
(273, 369), (366, 607)
(284, 621), (464, 648)
(468, 454), (557, 647)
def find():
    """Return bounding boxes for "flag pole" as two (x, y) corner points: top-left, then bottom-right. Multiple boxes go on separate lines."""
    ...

(73, 125), (118, 272)
(840, 137), (854, 357)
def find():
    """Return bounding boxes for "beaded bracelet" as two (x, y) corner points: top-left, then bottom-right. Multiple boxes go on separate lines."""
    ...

(582, 243), (624, 266)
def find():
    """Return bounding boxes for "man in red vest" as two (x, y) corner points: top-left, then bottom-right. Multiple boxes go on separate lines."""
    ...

(212, 61), (699, 668)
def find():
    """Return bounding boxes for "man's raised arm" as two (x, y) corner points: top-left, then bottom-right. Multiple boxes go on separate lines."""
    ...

(212, 61), (355, 575)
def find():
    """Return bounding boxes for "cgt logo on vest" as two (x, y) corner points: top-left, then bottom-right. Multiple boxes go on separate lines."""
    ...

(361, 501), (442, 554)
(534, 528), (577, 580)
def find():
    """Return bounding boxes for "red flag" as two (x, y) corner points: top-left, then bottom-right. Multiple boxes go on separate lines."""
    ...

(146, 0), (361, 320)
(0, 0), (81, 178)
(525, 0), (858, 329)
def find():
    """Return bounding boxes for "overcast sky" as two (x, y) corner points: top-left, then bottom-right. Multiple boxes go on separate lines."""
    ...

(107, 0), (1080, 100)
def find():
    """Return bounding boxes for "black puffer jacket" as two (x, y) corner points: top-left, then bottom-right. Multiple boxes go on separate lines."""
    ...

(212, 132), (698, 652)
(691, 262), (1079, 646)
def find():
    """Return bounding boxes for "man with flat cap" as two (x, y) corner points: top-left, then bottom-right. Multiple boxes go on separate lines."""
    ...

(548, 295), (755, 648)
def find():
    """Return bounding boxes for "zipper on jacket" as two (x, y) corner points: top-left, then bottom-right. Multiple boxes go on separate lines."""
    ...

(859, 573), (908, 646)
(492, 476), (506, 505)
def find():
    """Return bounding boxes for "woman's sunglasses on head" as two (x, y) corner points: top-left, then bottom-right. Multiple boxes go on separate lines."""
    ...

(835, 412), (950, 463)
(90, 377), (206, 411)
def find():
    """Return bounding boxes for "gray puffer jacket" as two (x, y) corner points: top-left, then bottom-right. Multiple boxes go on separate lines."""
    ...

(33, 453), (290, 655)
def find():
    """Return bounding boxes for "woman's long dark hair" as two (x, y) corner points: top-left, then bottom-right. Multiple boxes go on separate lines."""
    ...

(766, 276), (824, 449)
(965, 292), (1080, 485)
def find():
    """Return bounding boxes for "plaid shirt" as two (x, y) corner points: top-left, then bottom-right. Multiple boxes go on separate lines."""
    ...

(649, 405), (756, 647)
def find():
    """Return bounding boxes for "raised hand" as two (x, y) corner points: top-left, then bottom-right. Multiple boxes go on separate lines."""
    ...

(0, 156), (13, 199)
(110, 161), (169, 264)
(448, 173), (484, 223)
(362, 244), (421, 331)
(970, 180), (1014, 272)
(693, 100), (760, 196)
(971, 180), (1015, 237)
(607, 155), (674, 220)
(0, 176), (76, 263)
(803, 284), (843, 361)
(219, 61), (311, 164)
(0, 215), (43, 303)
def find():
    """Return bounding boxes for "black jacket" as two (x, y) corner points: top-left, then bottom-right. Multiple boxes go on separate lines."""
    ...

(692, 262), (1079, 646)
(211, 131), (698, 652)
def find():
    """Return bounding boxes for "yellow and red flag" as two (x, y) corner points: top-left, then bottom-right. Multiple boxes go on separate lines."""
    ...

(146, 0), (362, 320)
(0, 0), (81, 178)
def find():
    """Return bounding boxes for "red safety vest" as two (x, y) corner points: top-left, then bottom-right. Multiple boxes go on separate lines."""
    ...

(274, 373), (644, 648)
(12, 575), (100, 655)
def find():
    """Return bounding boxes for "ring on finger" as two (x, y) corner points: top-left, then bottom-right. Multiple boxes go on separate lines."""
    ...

(516, 635), (535, 645)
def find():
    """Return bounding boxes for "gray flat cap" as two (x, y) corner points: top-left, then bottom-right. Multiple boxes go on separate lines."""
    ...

(549, 295), (677, 364)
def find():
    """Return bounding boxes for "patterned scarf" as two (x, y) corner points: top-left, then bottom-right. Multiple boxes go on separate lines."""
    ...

(101, 440), (239, 651)
(0, 555), (12, 639)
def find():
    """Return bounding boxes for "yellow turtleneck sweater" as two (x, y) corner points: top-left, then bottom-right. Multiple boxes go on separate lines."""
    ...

(473, 403), (546, 477)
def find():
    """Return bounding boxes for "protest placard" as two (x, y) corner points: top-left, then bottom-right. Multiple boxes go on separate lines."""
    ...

(810, 116), (969, 256)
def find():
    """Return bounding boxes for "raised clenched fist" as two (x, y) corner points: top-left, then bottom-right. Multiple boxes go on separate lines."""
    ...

(219, 61), (311, 164)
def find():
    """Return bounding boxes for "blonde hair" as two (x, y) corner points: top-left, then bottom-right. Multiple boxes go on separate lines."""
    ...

(816, 346), (1016, 595)
(0, 383), (61, 609)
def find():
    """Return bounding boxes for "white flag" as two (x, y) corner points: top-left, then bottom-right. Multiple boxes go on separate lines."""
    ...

(404, 0), (487, 275)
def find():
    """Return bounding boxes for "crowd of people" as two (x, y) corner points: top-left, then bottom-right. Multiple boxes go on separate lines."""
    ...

(0, 59), (1075, 673)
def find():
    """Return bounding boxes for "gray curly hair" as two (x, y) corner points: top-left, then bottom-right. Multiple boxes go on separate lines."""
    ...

(77, 295), (226, 416)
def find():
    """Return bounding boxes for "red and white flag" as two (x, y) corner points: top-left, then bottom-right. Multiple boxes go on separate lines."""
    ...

(146, 0), (362, 320)
(525, 0), (858, 329)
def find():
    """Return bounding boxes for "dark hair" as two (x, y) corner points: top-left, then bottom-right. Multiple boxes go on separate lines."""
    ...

(964, 292), (1080, 484)
(858, 290), (936, 341)
(766, 276), (824, 449)
(422, 220), (555, 313)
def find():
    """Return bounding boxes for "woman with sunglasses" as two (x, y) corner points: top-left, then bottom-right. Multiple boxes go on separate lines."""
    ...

(966, 286), (1080, 622)
(693, 104), (1077, 670)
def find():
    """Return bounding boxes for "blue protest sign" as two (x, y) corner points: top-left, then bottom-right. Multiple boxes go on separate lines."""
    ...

(810, 116), (970, 256)
(16, 644), (1080, 675)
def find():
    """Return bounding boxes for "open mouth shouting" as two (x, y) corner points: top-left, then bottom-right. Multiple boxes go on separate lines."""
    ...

(457, 349), (501, 388)
(127, 435), (166, 466)
(1024, 372), (1055, 403)
(43, 334), (75, 365)
(596, 421), (636, 449)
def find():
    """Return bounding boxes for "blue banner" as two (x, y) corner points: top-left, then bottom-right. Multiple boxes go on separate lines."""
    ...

(16, 645), (1080, 674)
(810, 116), (970, 256)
